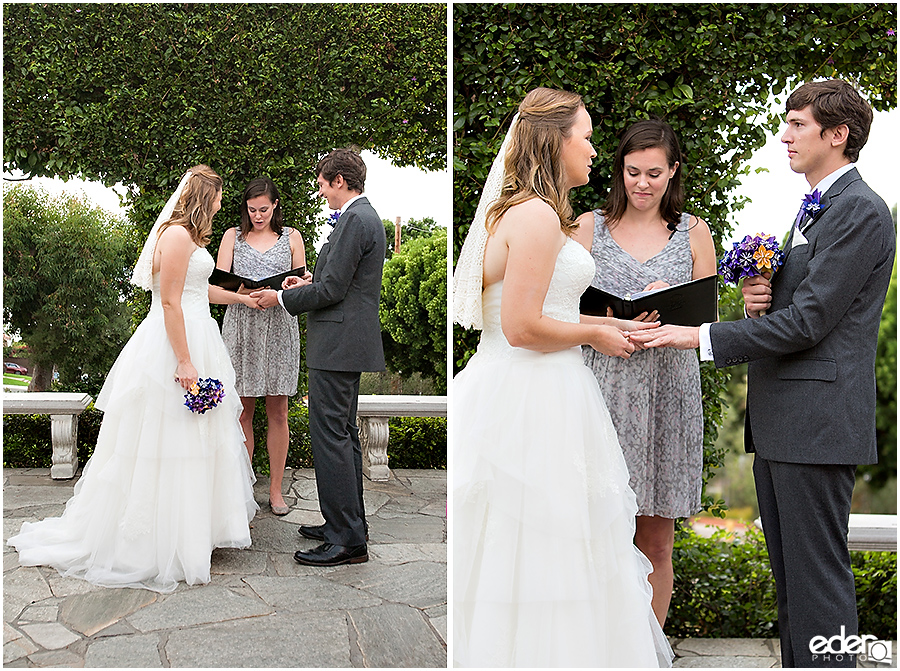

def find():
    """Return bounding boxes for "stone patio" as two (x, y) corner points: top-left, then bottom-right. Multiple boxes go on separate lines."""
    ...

(3, 467), (446, 668)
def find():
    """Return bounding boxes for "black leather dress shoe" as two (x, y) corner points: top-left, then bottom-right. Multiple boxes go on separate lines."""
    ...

(293, 543), (368, 566)
(298, 524), (326, 541)
(298, 524), (369, 542)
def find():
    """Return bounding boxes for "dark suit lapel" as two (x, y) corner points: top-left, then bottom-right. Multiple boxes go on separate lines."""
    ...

(314, 196), (367, 280)
(799, 168), (860, 234)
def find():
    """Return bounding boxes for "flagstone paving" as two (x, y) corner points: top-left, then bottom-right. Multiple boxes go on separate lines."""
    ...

(3, 467), (447, 668)
(5, 467), (895, 668)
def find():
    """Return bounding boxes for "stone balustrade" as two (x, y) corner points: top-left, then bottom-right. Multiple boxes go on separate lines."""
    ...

(357, 395), (447, 481)
(2, 392), (93, 479)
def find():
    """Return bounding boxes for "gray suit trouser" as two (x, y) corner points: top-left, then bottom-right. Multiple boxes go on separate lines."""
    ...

(753, 454), (857, 667)
(308, 368), (367, 547)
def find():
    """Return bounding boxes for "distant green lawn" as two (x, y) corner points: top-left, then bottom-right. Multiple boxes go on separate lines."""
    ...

(3, 375), (30, 387)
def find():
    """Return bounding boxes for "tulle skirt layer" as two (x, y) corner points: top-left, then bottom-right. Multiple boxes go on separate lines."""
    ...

(8, 312), (258, 594)
(453, 347), (672, 667)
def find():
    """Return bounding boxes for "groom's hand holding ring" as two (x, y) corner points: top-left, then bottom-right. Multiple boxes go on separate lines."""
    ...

(282, 274), (311, 290)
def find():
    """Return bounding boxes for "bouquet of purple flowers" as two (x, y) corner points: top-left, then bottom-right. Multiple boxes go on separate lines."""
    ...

(718, 233), (785, 285)
(183, 378), (225, 414)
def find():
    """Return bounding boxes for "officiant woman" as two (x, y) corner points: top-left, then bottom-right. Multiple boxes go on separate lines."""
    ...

(573, 118), (716, 627)
(216, 177), (307, 515)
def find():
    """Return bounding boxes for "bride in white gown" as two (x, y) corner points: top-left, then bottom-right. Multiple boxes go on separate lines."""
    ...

(8, 166), (259, 594)
(453, 88), (673, 667)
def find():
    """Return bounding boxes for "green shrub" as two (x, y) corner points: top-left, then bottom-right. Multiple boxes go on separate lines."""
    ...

(854, 550), (897, 639)
(387, 416), (447, 470)
(670, 526), (778, 638)
(4, 402), (447, 472)
(670, 526), (897, 641)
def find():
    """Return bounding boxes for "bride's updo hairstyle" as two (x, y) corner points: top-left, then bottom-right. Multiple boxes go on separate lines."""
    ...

(158, 164), (223, 247)
(486, 87), (585, 235)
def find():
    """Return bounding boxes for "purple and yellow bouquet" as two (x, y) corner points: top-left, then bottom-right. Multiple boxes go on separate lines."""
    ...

(184, 377), (225, 414)
(718, 233), (785, 285)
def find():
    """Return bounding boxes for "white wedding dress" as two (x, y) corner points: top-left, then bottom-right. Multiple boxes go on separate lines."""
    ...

(8, 247), (258, 593)
(453, 238), (673, 667)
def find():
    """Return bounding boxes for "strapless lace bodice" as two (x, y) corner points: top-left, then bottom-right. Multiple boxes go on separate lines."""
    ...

(476, 238), (595, 359)
(149, 247), (213, 318)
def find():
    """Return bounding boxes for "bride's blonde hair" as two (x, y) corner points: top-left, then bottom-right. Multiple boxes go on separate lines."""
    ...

(486, 88), (584, 235)
(157, 165), (223, 247)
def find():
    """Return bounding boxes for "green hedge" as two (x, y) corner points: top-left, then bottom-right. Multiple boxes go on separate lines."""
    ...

(387, 416), (447, 470)
(670, 526), (897, 641)
(3, 408), (104, 469)
(3, 404), (447, 472)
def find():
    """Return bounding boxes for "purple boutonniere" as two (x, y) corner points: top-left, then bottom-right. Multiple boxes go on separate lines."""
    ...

(802, 189), (822, 217)
(328, 211), (341, 226)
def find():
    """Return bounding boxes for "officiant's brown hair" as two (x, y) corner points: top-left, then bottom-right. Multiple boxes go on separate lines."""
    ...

(158, 165), (223, 247)
(603, 119), (684, 230)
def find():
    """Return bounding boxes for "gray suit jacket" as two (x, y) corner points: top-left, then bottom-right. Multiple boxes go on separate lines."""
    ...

(282, 196), (386, 373)
(709, 168), (894, 465)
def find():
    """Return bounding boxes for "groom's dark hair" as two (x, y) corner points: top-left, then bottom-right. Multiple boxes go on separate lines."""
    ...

(317, 148), (366, 193)
(786, 79), (873, 162)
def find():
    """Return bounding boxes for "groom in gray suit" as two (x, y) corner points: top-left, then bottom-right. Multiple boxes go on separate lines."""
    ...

(631, 80), (894, 667)
(254, 148), (386, 566)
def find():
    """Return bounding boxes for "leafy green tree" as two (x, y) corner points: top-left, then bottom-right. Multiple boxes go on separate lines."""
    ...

(381, 227), (447, 393)
(453, 3), (897, 515)
(3, 185), (139, 391)
(383, 216), (443, 258)
(3, 3), (446, 276)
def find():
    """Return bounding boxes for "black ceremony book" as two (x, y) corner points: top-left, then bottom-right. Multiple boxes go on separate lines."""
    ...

(209, 267), (306, 291)
(579, 274), (718, 326)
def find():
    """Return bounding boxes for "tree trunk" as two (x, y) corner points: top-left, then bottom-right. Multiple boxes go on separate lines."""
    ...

(27, 363), (53, 391)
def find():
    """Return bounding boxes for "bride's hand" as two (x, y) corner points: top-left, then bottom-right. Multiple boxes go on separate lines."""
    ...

(588, 325), (635, 359)
(240, 293), (264, 310)
(174, 361), (199, 391)
(613, 317), (661, 350)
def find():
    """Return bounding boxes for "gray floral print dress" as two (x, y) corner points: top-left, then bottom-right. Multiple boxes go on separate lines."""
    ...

(582, 211), (703, 518)
(222, 228), (300, 397)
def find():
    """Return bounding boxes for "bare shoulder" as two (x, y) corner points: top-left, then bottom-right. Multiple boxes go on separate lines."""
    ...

(572, 211), (596, 250)
(688, 213), (710, 231)
(221, 227), (237, 242)
(498, 198), (560, 237)
(686, 213), (717, 276)
(158, 223), (193, 246)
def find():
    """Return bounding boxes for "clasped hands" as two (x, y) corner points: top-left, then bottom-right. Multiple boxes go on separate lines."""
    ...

(240, 271), (314, 310)
(626, 274), (773, 350)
